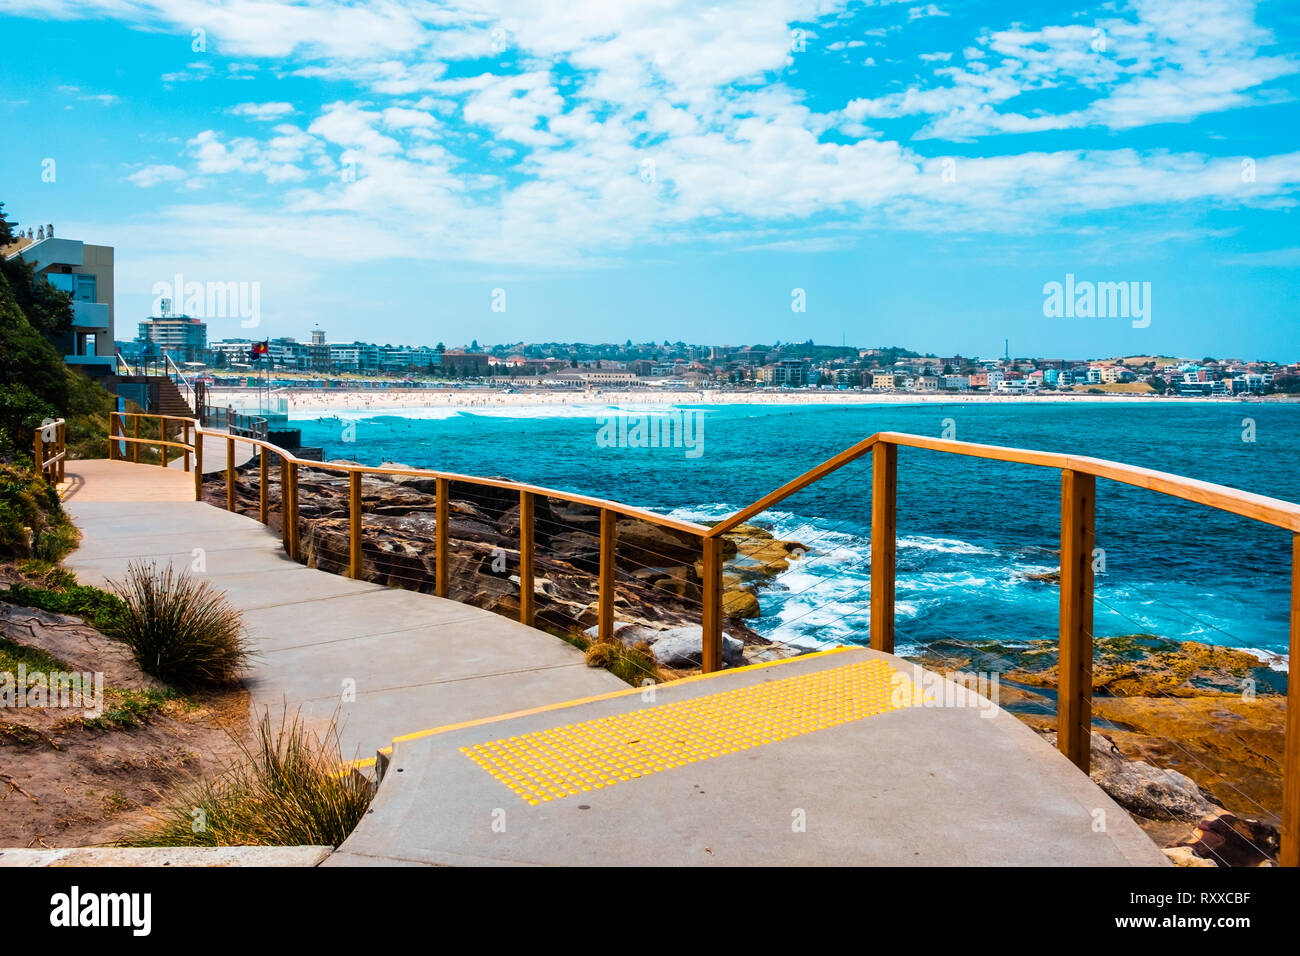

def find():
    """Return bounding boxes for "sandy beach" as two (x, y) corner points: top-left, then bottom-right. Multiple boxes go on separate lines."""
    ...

(202, 385), (1274, 417)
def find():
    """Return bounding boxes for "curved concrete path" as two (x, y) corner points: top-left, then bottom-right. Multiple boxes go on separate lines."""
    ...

(165, 430), (257, 472)
(58, 460), (624, 763)
(53, 459), (1168, 866)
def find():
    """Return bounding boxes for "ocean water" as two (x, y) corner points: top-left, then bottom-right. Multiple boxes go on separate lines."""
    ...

(292, 401), (1299, 661)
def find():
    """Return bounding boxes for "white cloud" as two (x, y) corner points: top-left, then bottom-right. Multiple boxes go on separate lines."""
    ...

(229, 101), (296, 121)
(907, 5), (949, 22)
(127, 164), (187, 187)
(845, 0), (1298, 139)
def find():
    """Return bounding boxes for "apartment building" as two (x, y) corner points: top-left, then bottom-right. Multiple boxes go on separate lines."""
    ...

(381, 346), (442, 371)
(760, 360), (809, 387)
(329, 342), (382, 372)
(137, 314), (208, 363)
(4, 226), (115, 375)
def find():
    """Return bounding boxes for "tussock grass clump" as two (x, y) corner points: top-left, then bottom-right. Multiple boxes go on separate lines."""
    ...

(106, 562), (248, 687)
(123, 711), (373, 847)
(585, 639), (662, 686)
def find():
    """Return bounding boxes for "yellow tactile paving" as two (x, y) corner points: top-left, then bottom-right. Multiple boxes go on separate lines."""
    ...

(461, 658), (911, 804)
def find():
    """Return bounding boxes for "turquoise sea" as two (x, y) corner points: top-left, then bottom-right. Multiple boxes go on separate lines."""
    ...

(292, 401), (1299, 661)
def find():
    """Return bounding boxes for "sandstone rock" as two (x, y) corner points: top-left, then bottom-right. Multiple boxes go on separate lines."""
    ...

(1086, 731), (1221, 821)
(1019, 570), (1060, 584)
(648, 626), (746, 668)
(1163, 846), (1215, 867)
(722, 589), (760, 618)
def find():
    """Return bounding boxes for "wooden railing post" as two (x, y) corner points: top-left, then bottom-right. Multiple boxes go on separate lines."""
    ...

(225, 437), (236, 512)
(349, 471), (363, 579)
(131, 416), (140, 463)
(33, 427), (44, 478)
(57, 422), (64, 483)
(1059, 468), (1096, 773)
(193, 429), (203, 501)
(259, 449), (269, 524)
(279, 455), (290, 551)
(870, 441), (897, 653)
(435, 477), (449, 597)
(519, 490), (535, 626)
(182, 421), (191, 473)
(109, 414), (118, 461)
(286, 461), (300, 561)
(599, 508), (616, 643)
(1282, 533), (1300, 867)
(701, 535), (723, 672)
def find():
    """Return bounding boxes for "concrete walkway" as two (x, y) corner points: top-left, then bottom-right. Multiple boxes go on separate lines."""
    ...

(59, 460), (624, 763)
(53, 459), (1169, 866)
(165, 430), (257, 472)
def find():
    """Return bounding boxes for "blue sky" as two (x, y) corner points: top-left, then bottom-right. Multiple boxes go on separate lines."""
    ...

(1, 0), (1298, 359)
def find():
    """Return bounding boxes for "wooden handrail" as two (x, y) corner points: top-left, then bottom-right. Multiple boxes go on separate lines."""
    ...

(112, 410), (203, 426)
(183, 424), (710, 537)
(707, 430), (1300, 537)
(878, 432), (1300, 532)
(708, 435), (878, 536)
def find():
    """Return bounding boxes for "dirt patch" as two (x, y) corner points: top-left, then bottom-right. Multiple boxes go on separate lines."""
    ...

(1, 601), (250, 849)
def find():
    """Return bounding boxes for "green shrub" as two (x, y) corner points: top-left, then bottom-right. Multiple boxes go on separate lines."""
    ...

(122, 710), (373, 847)
(0, 462), (77, 561)
(105, 562), (249, 687)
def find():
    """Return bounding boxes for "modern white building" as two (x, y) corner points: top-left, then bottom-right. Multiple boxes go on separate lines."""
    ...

(4, 227), (115, 375)
(997, 378), (1041, 393)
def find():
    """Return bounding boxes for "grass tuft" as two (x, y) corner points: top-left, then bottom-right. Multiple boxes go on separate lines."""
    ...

(585, 639), (662, 686)
(82, 688), (185, 729)
(122, 710), (373, 847)
(105, 562), (249, 688)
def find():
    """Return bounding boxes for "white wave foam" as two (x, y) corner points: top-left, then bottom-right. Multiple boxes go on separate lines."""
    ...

(898, 535), (995, 556)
